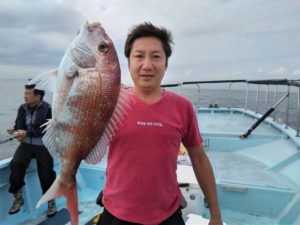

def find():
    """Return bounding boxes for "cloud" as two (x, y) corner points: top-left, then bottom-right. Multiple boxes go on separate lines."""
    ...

(292, 69), (300, 76)
(0, 0), (300, 83)
(0, 0), (83, 33)
(270, 67), (288, 76)
(0, 0), (83, 73)
(258, 68), (264, 73)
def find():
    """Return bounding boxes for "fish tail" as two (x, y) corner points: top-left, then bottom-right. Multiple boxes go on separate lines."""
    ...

(36, 176), (63, 208)
(36, 175), (79, 225)
(66, 183), (78, 225)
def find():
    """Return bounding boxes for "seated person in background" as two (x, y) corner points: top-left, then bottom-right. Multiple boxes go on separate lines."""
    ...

(6, 84), (57, 217)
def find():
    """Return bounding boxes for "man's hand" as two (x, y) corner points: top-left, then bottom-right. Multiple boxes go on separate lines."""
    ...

(209, 216), (223, 225)
(186, 145), (224, 225)
(15, 130), (26, 142)
(6, 128), (14, 135)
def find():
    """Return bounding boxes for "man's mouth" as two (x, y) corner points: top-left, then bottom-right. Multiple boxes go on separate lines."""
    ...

(140, 75), (154, 78)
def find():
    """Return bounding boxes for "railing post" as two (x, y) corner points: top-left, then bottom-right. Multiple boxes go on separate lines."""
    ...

(196, 84), (201, 107)
(297, 86), (300, 136)
(285, 85), (290, 129)
(265, 85), (269, 111)
(273, 85), (278, 121)
(178, 82), (182, 95)
(255, 85), (260, 114)
(245, 83), (249, 110)
(228, 83), (233, 108)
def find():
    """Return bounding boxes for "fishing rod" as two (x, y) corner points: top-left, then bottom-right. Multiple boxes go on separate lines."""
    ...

(0, 136), (16, 144)
(0, 131), (19, 144)
(240, 93), (289, 139)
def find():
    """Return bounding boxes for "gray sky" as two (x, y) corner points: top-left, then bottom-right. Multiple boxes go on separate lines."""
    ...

(0, 0), (300, 86)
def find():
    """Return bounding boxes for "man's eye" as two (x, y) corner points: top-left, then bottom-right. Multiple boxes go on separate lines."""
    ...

(153, 55), (162, 60)
(134, 54), (143, 58)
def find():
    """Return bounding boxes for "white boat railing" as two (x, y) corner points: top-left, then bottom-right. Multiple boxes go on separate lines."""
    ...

(162, 79), (300, 137)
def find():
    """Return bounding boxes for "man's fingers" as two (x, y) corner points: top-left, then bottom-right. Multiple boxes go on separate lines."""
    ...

(15, 130), (26, 142)
(6, 128), (14, 134)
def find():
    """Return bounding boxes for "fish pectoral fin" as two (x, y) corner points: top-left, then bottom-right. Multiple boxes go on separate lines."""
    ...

(40, 118), (53, 133)
(42, 119), (60, 160)
(28, 69), (58, 92)
(84, 84), (130, 164)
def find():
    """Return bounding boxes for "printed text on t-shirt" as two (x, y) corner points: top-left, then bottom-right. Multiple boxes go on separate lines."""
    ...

(137, 121), (163, 127)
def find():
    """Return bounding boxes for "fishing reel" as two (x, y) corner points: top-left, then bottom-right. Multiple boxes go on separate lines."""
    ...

(12, 131), (20, 137)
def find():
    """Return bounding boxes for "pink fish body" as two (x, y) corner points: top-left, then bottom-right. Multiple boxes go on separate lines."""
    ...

(29, 22), (126, 225)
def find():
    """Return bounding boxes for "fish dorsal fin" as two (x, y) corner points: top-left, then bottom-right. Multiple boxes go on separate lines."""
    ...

(28, 69), (58, 92)
(84, 84), (130, 164)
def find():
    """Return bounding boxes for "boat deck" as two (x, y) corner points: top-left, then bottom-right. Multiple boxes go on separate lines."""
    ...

(196, 108), (300, 225)
(198, 108), (282, 136)
(210, 151), (298, 191)
(1, 107), (300, 225)
(0, 161), (106, 225)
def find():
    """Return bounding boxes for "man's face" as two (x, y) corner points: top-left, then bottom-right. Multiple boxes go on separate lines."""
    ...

(24, 88), (40, 105)
(128, 37), (167, 92)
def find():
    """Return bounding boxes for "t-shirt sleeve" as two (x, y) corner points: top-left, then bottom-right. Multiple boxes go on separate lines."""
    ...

(182, 102), (203, 148)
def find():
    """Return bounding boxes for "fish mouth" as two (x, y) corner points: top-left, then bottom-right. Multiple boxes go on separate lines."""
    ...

(70, 44), (96, 68)
(74, 45), (94, 57)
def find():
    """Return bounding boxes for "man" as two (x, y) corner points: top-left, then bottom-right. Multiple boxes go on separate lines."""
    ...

(98, 23), (223, 225)
(6, 84), (57, 217)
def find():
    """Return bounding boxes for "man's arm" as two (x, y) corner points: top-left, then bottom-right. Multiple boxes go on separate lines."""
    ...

(7, 105), (24, 140)
(186, 145), (223, 225)
(13, 105), (25, 131)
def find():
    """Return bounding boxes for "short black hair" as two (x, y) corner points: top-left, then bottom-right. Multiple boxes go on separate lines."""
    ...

(25, 84), (45, 100)
(124, 22), (174, 64)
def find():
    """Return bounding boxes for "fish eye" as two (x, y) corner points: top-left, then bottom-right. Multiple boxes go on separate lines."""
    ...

(98, 42), (109, 53)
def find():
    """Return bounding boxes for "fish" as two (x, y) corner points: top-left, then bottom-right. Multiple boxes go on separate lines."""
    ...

(28, 21), (127, 225)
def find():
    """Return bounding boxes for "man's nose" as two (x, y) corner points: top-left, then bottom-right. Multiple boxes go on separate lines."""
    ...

(141, 57), (153, 71)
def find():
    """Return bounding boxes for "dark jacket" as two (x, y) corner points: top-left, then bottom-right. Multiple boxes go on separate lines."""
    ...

(14, 101), (51, 146)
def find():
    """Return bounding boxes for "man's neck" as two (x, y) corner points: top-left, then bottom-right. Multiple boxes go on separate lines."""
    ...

(27, 100), (41, 108)
(133, 87), (164, 104)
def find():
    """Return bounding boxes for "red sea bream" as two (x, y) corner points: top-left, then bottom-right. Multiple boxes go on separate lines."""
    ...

(29, 21), (127, 225)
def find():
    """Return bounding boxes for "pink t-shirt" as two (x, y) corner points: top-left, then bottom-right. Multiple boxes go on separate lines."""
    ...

(103, 89), (203, 224)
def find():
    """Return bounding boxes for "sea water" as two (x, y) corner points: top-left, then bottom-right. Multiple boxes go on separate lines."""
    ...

(0, 78), (298, 160)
